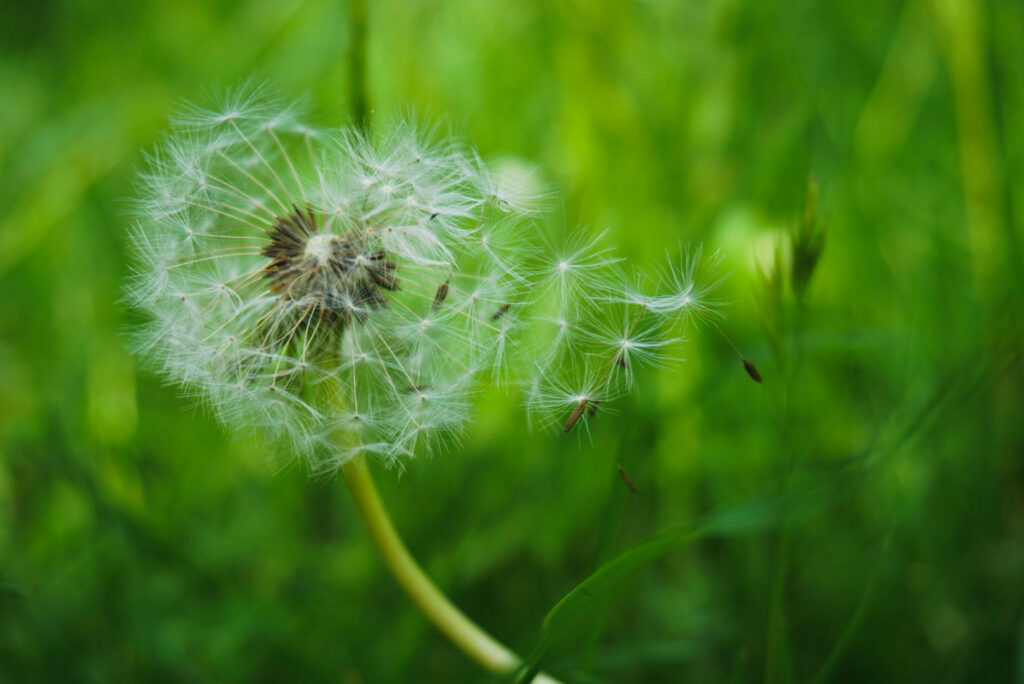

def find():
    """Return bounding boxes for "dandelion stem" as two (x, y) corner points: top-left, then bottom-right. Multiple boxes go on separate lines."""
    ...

(341, 458), (563, 683)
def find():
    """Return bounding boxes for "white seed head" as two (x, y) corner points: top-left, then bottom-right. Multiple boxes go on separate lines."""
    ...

(127, 88), (724, 471)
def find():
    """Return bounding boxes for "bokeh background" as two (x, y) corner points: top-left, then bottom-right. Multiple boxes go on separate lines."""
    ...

(2, 1), (1022, 682)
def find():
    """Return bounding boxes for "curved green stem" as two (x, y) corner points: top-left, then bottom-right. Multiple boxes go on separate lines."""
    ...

(341, 459), (562, 683)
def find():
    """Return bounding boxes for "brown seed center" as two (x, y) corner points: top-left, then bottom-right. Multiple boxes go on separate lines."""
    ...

(261, 205), (398, 327)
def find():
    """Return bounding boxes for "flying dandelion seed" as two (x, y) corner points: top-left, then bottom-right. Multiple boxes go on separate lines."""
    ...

(524, 241), (726, 434)
(128, 87), (730, 472)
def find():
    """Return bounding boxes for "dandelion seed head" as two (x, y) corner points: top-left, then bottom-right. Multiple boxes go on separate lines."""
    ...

(128, 90), (550, 470)
(128, 88), (727, 472)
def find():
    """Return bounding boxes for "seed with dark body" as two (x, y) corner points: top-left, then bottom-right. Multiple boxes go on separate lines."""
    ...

(743, 359), (763, 383)
(491, 303), (511, 321)
(432, 279), (450, 311)
(564, 399), (589, 433)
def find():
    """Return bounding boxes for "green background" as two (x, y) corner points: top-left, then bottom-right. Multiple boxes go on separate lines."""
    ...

(2, 1), (1022, 681)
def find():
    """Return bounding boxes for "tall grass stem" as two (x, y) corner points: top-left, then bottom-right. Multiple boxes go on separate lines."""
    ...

(349, 0), (369, 130)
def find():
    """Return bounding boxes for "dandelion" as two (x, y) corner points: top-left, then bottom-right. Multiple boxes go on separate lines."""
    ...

(128, 88), (535, 471)
(127, 86), (752, 684)
(127, 89), (746, 461)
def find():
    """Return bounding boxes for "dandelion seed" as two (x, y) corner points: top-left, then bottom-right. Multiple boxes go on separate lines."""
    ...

(585, 314), (679, 388)
(431, 279), (450, 311)
(613, 246), (722, 323)
(743, 359), (763, 383)
(491, 303), (511, 321)
(536, 228), (622, 306)
(565, 400), (589, 433)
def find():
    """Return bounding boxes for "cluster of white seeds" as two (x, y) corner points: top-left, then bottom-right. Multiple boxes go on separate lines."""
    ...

(128, 88), (720, 471)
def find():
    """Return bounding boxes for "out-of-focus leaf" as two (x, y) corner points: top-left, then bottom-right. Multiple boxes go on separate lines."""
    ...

(517, 496), (789, 682)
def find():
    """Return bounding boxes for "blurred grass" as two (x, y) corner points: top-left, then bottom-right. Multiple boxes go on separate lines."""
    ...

(1, 0), (1022, 682)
